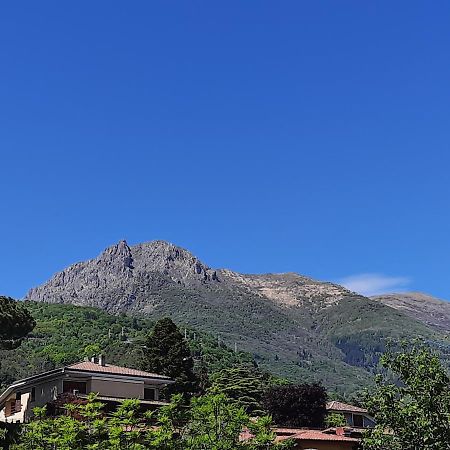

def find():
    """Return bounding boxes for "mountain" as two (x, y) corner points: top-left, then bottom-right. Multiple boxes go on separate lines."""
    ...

(372, 292), (450, 333)
(25, 240), (450, 395)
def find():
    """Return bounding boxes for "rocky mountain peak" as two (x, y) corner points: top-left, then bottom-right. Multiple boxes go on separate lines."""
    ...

(131, 240), (219, 283)
(99, 240), (133, 271)
(104, 239), (131, 255)
(25, 240), (220, 307)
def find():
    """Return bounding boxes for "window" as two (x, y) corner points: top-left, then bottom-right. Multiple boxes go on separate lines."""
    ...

(353, 414), (364, 428)
(63, 381), (87, 395)
(10, 399), (21, 414)
(144, 388), (156, 401)
(31, 388), (36, 402)
(364, 416), (375, 428)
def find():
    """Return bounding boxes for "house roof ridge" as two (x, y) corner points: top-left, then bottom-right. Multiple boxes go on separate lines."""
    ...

(326, 400), (368, 414)
(66, 360), (172, 380)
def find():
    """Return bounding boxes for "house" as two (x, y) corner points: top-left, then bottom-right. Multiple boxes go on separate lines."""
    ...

(0, 356), (173, 423)
(241, 427), (360, 450)
(327, 401), (375, 429)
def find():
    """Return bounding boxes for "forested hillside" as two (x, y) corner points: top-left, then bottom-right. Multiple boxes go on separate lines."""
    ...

(0, 302), (253, 392)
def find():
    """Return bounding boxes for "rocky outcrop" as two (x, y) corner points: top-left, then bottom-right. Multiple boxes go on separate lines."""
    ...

(25, 239), (352, 313)
(26, 240), (219, 312)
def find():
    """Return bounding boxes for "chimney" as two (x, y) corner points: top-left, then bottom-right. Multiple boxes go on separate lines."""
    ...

(98, 354), (105, 366)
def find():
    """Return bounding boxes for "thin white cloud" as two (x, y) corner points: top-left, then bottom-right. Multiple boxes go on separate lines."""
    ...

(337, 273), (411, 297)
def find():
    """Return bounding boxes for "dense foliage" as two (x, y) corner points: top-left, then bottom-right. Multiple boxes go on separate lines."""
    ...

(209, 365), (269, 415)
(263, 383), (327, 428)
(9, 393), (292, 450)
(0, 297), (35, 350)
(363, 343), (450, 450)
(324, 412), (347, 428)
(142, 317), (199, 398)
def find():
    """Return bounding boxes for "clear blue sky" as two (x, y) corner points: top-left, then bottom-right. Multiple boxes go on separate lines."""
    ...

(1, 1), (450, 300)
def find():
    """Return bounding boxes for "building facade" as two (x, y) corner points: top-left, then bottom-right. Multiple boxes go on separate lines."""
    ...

(0, 356), (173, 423)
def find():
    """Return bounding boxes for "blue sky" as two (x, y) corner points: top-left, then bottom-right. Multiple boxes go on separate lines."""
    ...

(1, 1), (450, 299)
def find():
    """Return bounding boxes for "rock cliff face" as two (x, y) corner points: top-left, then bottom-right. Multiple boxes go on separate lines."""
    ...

(26, 240), (351, 312)
(26, 240), (219, 312)
(25, 240), (449, 394)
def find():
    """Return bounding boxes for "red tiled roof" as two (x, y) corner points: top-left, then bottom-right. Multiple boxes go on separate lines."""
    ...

(241, 428), (360, 444)
(274, 428), (306, 434)
(327, 400), (368, 414)
(67, 361), (171, 380)
(277, 429), (359, 443)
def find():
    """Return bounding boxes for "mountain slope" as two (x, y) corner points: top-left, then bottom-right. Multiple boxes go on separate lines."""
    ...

(25, 240), (449, 394)
(372, 292), (450, 333)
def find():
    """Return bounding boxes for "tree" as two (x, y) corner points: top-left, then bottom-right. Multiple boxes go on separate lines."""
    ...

(209, 365), (267, 415)
(108, 399), (146, 450)
(0, 297), (35, 350)
(142, 317), (199, 398)
(363, 343), (450, 450)
(180, 393), (292, 449)
(12, 393), (292, 450)
(263, 383), (327, 428)
(83, 343), (101, 360)
(0, 428), (6, 449)
(184, 394), (249, 449)
(324, 412), (347, 427)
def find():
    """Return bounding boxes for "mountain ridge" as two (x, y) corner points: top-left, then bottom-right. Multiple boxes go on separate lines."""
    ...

(372, 292), (450, 333)
(25, 239), (450, 395)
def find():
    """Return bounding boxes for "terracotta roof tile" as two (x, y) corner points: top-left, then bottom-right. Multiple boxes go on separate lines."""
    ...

(277, 430), (359, 442)
(326, 400), (368, 414)
(67, 361), (172, 380)
(242, 428), (360, 444)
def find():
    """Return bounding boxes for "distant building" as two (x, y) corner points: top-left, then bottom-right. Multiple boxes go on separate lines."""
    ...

(326, 401), (375, 429)
(242, 426), (360, 449)
(0, 356), (173, 423)
(276, 427), (360, 449)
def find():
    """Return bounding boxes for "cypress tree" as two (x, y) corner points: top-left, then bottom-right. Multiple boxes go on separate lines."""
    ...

(142, 317), (199, 398)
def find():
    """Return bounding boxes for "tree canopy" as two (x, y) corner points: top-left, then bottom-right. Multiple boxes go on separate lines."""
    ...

(142, 317), (199, 398)
(209, 364), (268, 416)
(11, 393), (292, 450)
(263, 383), (327, 428)
(363, 342), (450, 450)
(0, 297), (35, 350)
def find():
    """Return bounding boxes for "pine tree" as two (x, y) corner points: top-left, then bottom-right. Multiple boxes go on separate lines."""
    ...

(0, 297), (35, 350)
(142, 317), (199, 399)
